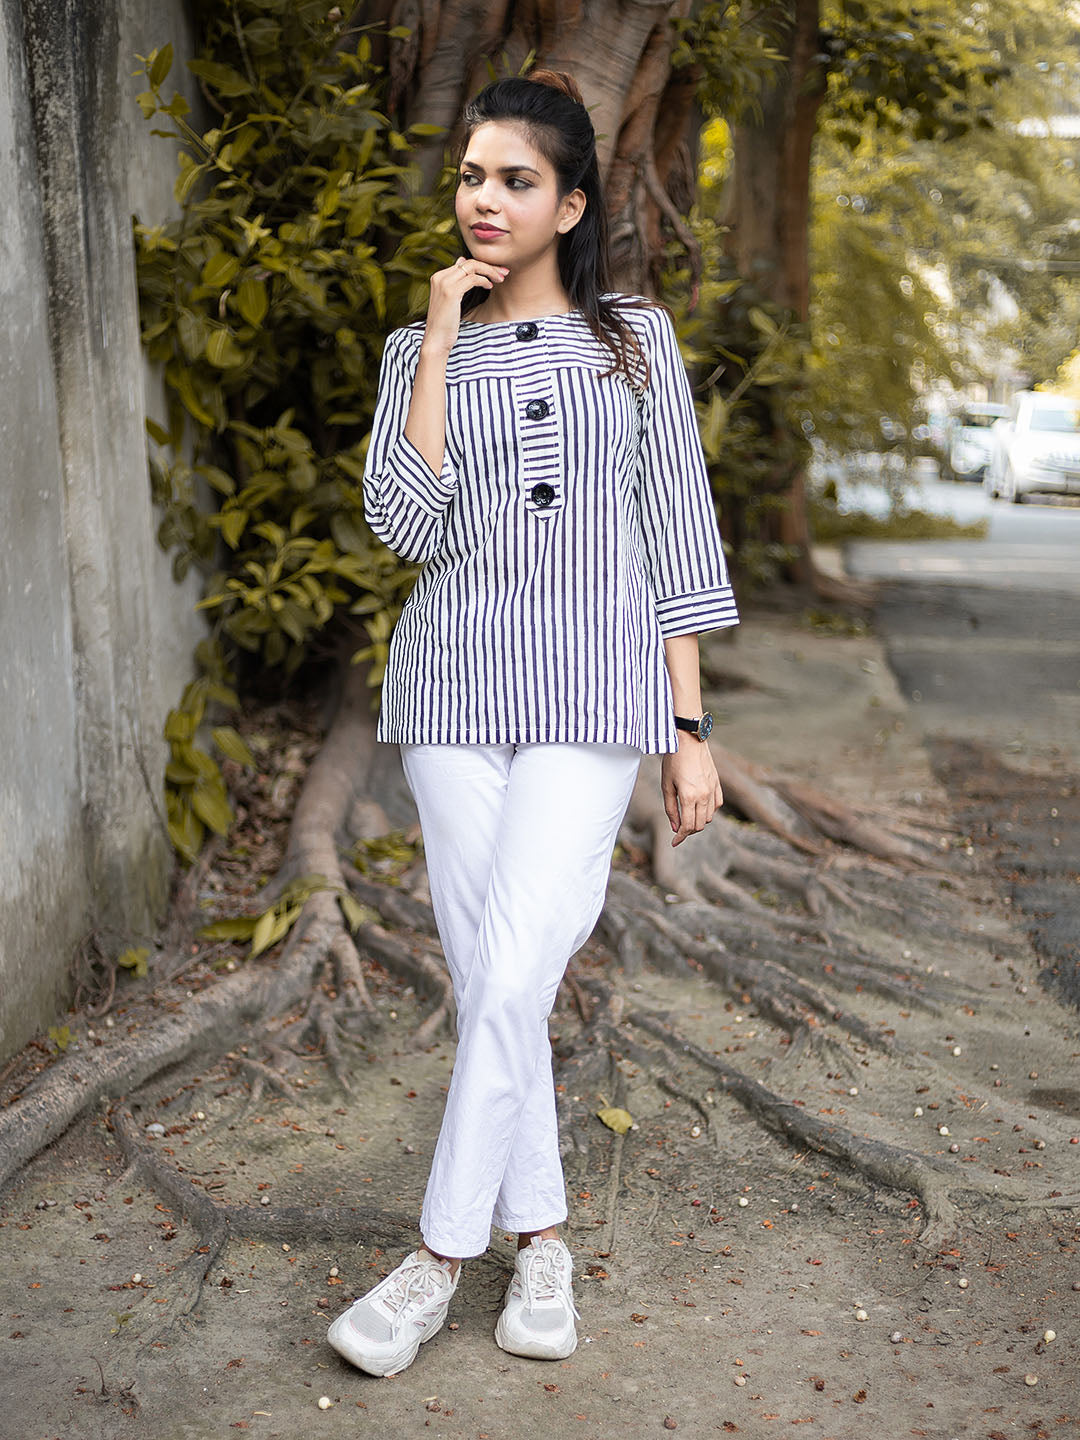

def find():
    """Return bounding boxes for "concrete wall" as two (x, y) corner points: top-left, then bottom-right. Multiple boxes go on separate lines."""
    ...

(0, 0), (204, 1060)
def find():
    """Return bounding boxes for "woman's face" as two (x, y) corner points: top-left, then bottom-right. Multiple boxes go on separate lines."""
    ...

(455, 120), (584, 269)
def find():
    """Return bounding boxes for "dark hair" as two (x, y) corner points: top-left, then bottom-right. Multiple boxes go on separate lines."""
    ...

(454, 69), (654, 388)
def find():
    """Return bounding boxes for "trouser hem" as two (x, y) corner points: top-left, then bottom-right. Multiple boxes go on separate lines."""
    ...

(490, 1206), (568, 1236)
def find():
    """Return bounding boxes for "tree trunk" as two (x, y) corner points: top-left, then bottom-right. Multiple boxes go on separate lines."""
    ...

(726, 1), (853, 594)
(364, 0), (703, 296)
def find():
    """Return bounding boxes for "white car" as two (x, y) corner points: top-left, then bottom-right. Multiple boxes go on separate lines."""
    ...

(945, 402), (1008, 481)
(985, 390), (1080, 502)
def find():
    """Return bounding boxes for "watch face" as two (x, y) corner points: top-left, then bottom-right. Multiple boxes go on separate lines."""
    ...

(699, 712), (714, 741)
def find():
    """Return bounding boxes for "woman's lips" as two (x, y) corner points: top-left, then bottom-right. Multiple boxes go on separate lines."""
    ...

(471, 224), (507, 238)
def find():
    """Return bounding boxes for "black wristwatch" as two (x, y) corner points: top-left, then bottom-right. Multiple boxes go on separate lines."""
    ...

(674, 712), (714, 742)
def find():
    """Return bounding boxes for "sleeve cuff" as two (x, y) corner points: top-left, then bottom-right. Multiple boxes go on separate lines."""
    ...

(387, 431), (458, 514)
(654, 585), (740, 638)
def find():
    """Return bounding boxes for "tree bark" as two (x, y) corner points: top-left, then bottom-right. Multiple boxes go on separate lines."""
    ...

(726, 1), (856, 594)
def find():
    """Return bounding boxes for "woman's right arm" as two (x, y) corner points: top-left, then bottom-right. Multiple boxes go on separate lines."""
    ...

(361, 333), (458, 564)
(362, 257), (508, 563)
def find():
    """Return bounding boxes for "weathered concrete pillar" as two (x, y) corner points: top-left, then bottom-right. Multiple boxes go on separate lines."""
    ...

(0, 0), (202, 1060)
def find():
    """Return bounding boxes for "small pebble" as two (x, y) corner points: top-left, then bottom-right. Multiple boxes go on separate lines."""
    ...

(957, 1277), (969, 1289)
(993, 1079), (1002, 1087)
(317, 1395), (332, 1409)
(951, 1046), (961, 1057)
(790, 1203), (799, 1212)
(989, 1063), (999, 1071)
(1043, 1330), (1055, 1343)
(889, 1330), (903, 1344)
(132, 1273), (142, 1284)
(195, 1111), (206, 1121)
(1029, 1070), (1038, 1080)
(737, 1197), (749, 1208)
(282, 1243), (291, 1252)
(1024, 1374), (1038, 1387)
(733, 1375), (746, 1387)
(938, 1125), (950, 1136)
(145, 1123), (165, 1137)
(914, 1107), (923, 1117)
(949, 1143), (959, 1153)
(329, 1266), (339, 1278)
(1034, 1139), (1046, 1150)
(1073, 1281), (1080, 1291)
(855, 1309), (868, 1321)
(260, 1195), (271, 1206)
(690, 1126), (702, 1138)
(663, 1420), (678, 1431)
(848, 1087), (858, 1096)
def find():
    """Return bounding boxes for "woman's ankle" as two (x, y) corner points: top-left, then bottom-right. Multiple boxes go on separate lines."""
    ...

(517, 1226), (559, 1250)
(419, 1243), (461, 1278)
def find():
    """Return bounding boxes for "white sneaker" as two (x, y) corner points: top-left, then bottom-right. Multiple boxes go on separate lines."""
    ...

(494, 1235), (580, 1360)
(326, 1249), (459, 1377)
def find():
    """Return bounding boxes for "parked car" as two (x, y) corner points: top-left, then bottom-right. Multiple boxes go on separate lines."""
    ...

(944, 402), (1008, 481)
(985, 391), (1080, 502)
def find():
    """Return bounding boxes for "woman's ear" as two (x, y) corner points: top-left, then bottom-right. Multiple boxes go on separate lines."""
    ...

(557, 189), (586, 234)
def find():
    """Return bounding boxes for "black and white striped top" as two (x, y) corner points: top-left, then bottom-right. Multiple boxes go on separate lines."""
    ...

(362, 292), (739, 754)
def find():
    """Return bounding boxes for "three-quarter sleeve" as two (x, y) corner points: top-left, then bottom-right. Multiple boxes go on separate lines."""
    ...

(361, 329), (458, 563)
(634, 306), (739, 638)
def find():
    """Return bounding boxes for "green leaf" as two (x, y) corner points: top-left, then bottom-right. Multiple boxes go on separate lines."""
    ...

(167, 801), (204, 862)
(212, 726), (257, 768)
(206, 329), (246, 369)
(190, 781), (233, 835)
(197, 916), (257, 941)
(174, 157), (206, 206)
(149, 43), (173, 88)
(235, 276), (268, 326)
(145, 417), (171, 446)
(116, 946), (150, 978)
(48, 1025), (72, 1053)
(596, 1106), (634, 1135)
(202, 253), (241, 287)
(339, 892), (377, 935)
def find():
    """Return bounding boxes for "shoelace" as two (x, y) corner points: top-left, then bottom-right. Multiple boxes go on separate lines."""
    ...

(518, 1242), (581, 1319)
(379, 1257), (451, 1330)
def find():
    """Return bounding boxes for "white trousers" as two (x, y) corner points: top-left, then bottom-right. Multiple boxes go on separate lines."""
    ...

(399, 740), (643, 1259)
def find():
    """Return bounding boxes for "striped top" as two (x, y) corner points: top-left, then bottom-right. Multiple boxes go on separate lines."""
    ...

(362, 291), (739, 754)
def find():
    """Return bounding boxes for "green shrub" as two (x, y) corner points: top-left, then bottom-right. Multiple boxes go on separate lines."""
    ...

(134, 3), (456, 860)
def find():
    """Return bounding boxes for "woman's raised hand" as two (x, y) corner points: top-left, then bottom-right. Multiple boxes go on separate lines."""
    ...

(423, 256), (509, 355)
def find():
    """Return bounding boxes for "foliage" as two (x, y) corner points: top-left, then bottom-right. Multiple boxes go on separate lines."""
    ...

(198, 872), (379, 958)
(134, 1), (458, 861)
(810, 0), (1080, 451)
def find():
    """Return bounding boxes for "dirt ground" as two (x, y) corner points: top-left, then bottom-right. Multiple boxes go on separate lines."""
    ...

(2, 601), (1079, 1440)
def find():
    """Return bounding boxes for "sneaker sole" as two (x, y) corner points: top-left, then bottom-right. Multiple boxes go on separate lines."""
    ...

(327, 1308), (448, 1378)
(494, 1310), (578, 1361)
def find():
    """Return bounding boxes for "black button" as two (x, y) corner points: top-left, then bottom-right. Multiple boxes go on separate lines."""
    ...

(530, 482), (556, 508)
(515, 321), (539, 341)
(525, 399), (550, 420)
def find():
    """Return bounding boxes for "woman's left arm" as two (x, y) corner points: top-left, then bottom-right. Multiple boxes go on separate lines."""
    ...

(661, 632), (724, 847)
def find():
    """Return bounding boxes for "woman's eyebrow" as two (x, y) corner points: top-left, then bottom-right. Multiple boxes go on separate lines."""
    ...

(460, 160), (542, 177)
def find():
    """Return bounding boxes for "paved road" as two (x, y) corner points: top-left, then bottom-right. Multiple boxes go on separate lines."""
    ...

(843, 477), (1080, 594)
(843, 503), (1080, 1008)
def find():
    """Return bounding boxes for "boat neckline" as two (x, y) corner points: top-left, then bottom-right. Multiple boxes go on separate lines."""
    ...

(459, 308), (583, 327)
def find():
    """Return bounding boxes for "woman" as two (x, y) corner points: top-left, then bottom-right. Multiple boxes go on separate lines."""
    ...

(327, 68), (738, 1379)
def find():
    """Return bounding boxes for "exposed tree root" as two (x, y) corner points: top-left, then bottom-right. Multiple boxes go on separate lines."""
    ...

(109, 1108), (409, 1330)
(569, 984), (1041, 1250)
(1, 651), (1067, 1273)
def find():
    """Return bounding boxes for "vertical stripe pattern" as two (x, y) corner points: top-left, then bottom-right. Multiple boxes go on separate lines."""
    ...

(361, 293), (739, 755)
